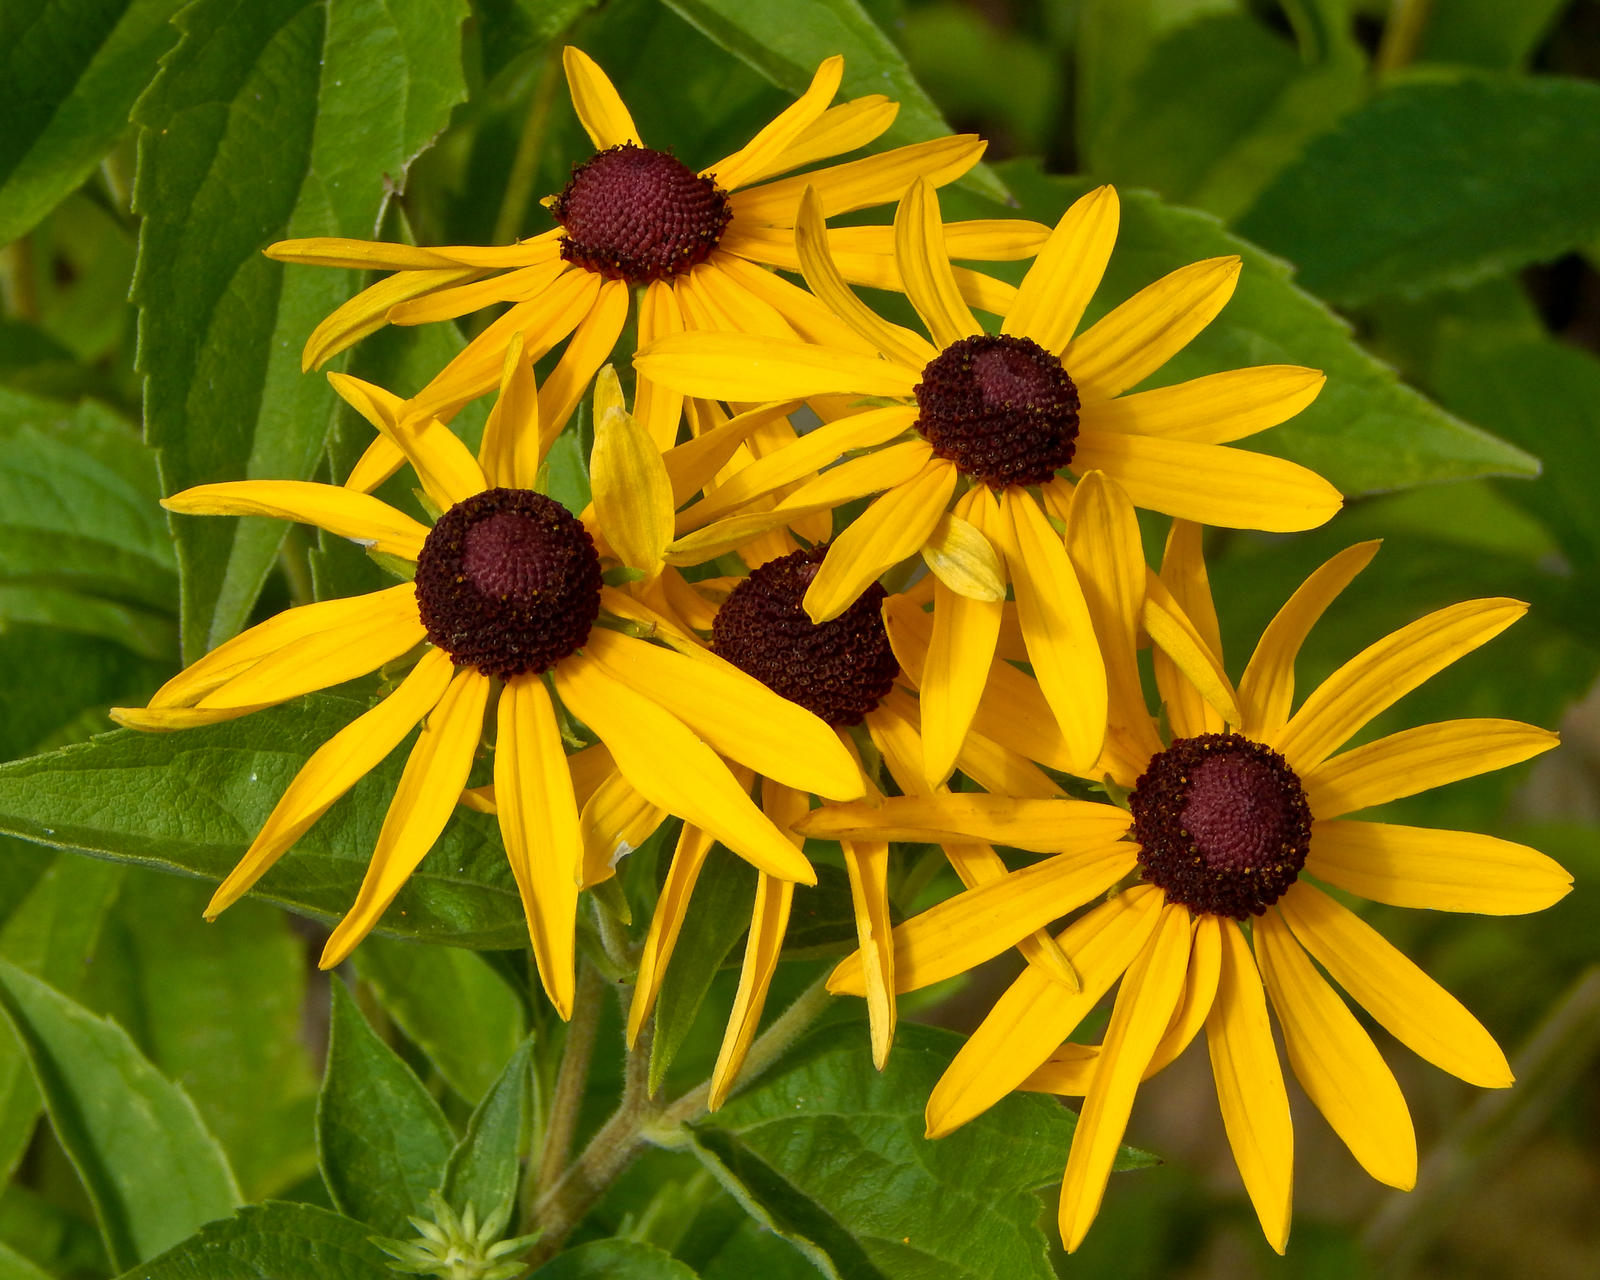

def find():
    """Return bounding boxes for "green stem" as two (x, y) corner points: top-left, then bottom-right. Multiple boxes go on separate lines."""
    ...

(1376, 0), (1432, 73)
(531, 962), (607, 1217)
(0, 237), (39, 324)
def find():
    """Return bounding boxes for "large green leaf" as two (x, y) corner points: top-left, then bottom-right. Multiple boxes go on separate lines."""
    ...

(692, 1021), (1154, 1280)
(0, 959), (239, 1272)
(132, 0), (469, 660)
(532, 1239), (700, 1279)
(1237, 74), (1600, 306)
(0, 1239), (52, 1280)
(0, 0), (184, 245)
(475, 0), (601, 85)
(0, 694), (526, 949)
(115, 1201), (397, 1279)
(317, 980), (455, 1236)
(442, 1036), (534, 1222)
(992, 161), (1537, 494)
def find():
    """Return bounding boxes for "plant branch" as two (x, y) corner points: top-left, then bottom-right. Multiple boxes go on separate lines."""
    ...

(531, 961), (606, 1210)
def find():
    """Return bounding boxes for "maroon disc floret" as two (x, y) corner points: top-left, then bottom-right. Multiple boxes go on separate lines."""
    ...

(712, 546), (899, 727)
(551, 143), (732, 285)
(1129, 733), (1312, 919)
(913, 333), (1080, 488)
(414, 488), (602, 679)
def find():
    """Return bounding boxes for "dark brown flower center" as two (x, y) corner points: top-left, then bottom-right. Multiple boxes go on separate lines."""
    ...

(913, 333), (1079, 488)
(414, 488), (602, 679)
(1128, 733), (1312, 919)
(550, 143), (732, 285)
(712, 547), (899, 727)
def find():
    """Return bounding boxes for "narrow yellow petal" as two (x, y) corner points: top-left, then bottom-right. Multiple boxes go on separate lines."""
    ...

(840, 837), (896, 1068)
(1255, 910), (1417, 1189)
(303, 267), (482, 368)
(109, 705), (269, 731)
(329, 372), (486, 510)
(344, 435), (407, 496)
(562, 46), (641, 149)
(478, 332), (541, 491)
(710, 56), (843, 193)
(710, 870), (795, 1109)
(538, 280), (630, 448)
(729, 135), (987, 224)
(1143, 571), (1239, 733)
(662, 399), (804, 509)
(578, 766), (667, 888)
(894, 178), (980, 348)
(628, 824), (715, 1046)
(741, 95), (898, 184)
(265, 237), (464, 269)
(385, 259), (569, 326)
(1081, 365), (1325, 445)
(320, 668), (492, 967)
(634, 282), (687, 451)
(636, 331), (918, 402)
(798, 793), (1132, 851)
(592, 398), (675, 580)
(164, 481), (429, 560)
(1306, 819), (1572, 915)
(921, 509), (1005, 601)
(711, 251), (888, 354)
(1278, 882), (1511, 1088)
(1004, 185), (1118, 354)
(1065, 256), (1240, 402)
(920, 578), (1003, 788)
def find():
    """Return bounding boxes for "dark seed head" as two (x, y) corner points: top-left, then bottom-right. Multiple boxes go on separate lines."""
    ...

(550, 143), (732, 285)
(711, 547), (899, 727)
(913, 333), (1079, 488)
(414, 488), (602, 679)
(1129, 733), (1312, 919)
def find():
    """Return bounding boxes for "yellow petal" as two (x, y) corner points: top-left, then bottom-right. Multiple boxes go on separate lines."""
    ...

(320, 668), (492, 967)
(919, 578), (1003, 788)
(164, 481), (429, 560)
(265, 238), (465, 269)
(1065, 256), (1240, 402)
(1306, 819), (1571, 915)
(304, 266), (482, 368)
(1206, 918), (1293, 1254)
(711, 251), (888, 353)
(634, 282), (687, 451)
(497, 677), (583, 1019)
(328, 372), (487, 511)
(894, 178), (980, 348)
(592, 398), (675, 580)
(711, 56), (843, 193)
(478, 332), (542, 491)
(920, 509), (1005, 602)
(1143, 571), (1239, 733)
(636, 331), (918, 402)
(1278, 882), (1511, 1088)
(561, 46), (641, 149)
(204, 649), (454, 916)
(840, 837), (896, 1068)
(1237, 542), (1380, 740)
(1270, 598), (1528, 774)
(1081, 365), (1325, 445)
(729, 135), (987, 223)
(1004, 185), (1118, 355)
(742, 95), (898, 184)
(538, 279), (630, 448)
(798, 793), (1132, 851)
(1255, 910), (1417, 1189)
(710, 870), (794, 1109)
(384, 259), (569, 326)
(663, 399), (805, 509)
(628, 823), (715, 1045)
(109, 705), (270, 731)
(578, 766), (667, 888)
(344, 435), (407, 496)
(1072, 432), (1343, 532)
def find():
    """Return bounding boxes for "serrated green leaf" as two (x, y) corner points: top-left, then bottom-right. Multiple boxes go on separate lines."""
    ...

(132, 0), (469, 660)
(0, 0), (184, 245)
(692, 1021), (1154, 1280)
(1238, 74), (1600, 306)
(0, 958), (239, 1271)
(115, 1201), (397, 1279)
(0, 694), (526, 950)
(442, 1036), (534, 1226)
(318, 980), (455, 1236)
(532, 1239), (700, 1279)
(354, 937), (525, 1102)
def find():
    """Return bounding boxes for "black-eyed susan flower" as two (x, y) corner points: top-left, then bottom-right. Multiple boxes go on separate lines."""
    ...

(797, 472), (1568, 1253)
(111, 367), (863, 1019)
(637, 180), (1343, 787)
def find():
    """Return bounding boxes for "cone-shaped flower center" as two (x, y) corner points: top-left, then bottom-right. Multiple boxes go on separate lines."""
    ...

(712, 547), (900, 727)
(551, 143), (732, 285)
(913, 334), (1080, 488)
(415, 488), (602, 679)
(1129, 733), (1312, 919)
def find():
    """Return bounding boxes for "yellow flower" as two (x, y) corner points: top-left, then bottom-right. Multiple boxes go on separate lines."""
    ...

(798, 473), (1568, 1253)
(110, 365), (863, 1019)
(636, 179), (1342, 788)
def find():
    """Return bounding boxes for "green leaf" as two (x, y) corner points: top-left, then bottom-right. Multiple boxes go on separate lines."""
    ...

(318, 980), (455, 1236)
(115, 1201), (397, 1279)
(442, 1036), (534, 1221)
(0, 694), (527, 950)
(0, 586), (174, 661)
(532, 1239), (700, 1279)
(993, 160), (1537, 493)
(0, 0), (184, 245)
(132, 0), (469, 660)
(0, 625), (166, 759)
(0, 1238), (53, 1280)
(1237, 74), (1600, 306)
(354, 936), (525, 1103)
(656, 0), (1009, 202)
(0, 958), (239, 1271)
(475, 0), (600, 85)
(693, 1022), (1154, 1280)
(1415, 0), (1568, 70)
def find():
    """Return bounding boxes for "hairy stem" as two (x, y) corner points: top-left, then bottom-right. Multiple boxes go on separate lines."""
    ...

(532, 962), (607, 1211)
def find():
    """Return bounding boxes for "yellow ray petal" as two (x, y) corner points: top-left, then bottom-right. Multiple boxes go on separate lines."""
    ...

(1060, 903), (1191, 1252)
(561, 46), (641, 149)
(711, 251), (886, 354)
(1238, 542), (1380, 740)
(328, 373), (487, 511)
(1304, 718), (1557, 819)
(628, 823), (715, 1046)
(578, 766), (667, 888)
(478, 332), (541, 491)
(634, 282), (687, 451)
(319, 667), (492, 968)
(919, 578), (1003, 788)
(265, 238), (464, 269)
(1081, 365), (1325, 445)
(840, 837), (896, 1068)
(674, 257), (791, 338)
(925, 887), (1163, 1138)
(1278, 882), (1511, 1088)
(592, 397), (675, 580)
(1255, 910), (1417, 1189)
(803, 461), (956, 623)
(1270, 597), (1528, 774)
(1206, 918), (1293, 1254)
(894, 178), (980, 348)
(552, 655), (815, 884)
(710, 56), (843, 193)
(582, 629), (862, 801)
(1306, 819), (1572, 915)
(636, 331), (918, 402)
(109, 705), (271, 731)
(1072, 433), (1343, 532)
(497, 676), (583, 1019)
(344, 435), (407, 496)
(920, 508), (1005, 602)
(1144, 570), (1237, 735)
(1065, 256), (1240, 402)
(710, 869), (795, 1109)
(164, 481), (429, 560)
(538, 280), (630, 449)
(741, 95), (898, 184)
(384, 259), (570, 326)
(798, 793), (1131, 851)
(1003, 184), (1118, 355)
(729, 135), (987, 223)
(303, 266), (483, 369)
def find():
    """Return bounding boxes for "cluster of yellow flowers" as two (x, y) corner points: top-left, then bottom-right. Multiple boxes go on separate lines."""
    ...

(114, 51), (1570, 1253)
